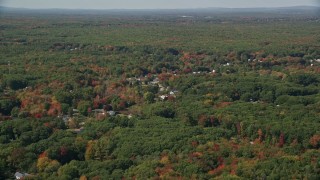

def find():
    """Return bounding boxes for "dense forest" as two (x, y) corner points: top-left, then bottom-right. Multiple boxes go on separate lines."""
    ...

(0, 8), (320, 179)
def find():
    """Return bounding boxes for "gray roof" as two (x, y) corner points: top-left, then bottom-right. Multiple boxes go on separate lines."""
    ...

(15, 172), (24, 178)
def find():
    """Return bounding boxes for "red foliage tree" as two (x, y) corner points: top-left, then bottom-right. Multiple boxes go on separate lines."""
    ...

(39, 151), (48, 158)
(158, 73), (172, 81)
(44, 122), (50, 127)
(208, 157), (225, 175)
(167, 95), (176, 102)
(35, 113), (43, 119)
(230, 159), (238, 175)
(309, 134), (320, 148)
(183, 68), (192, 74)
(213, 144), (220, 151)
(236, 122), (241, 135)
(60, 146), (68, 157)
(198, 114), (207, 127)
(278, 132), (285, 148)
(209, 116), (216, 127)
(191, 141), (198, 148)
(118, 101), (127, 110)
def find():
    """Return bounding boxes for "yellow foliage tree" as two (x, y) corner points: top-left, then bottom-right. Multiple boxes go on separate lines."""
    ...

(37, 157), (51, 172)
(80, 175), (88, 180)
(85, 140), (95, 160)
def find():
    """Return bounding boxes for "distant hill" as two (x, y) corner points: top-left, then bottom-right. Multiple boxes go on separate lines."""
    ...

(0, 6), (319, 16)
(187, 6), (320, 14)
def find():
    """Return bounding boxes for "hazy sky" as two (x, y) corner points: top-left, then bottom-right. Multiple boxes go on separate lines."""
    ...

(2, 0), (319, 9)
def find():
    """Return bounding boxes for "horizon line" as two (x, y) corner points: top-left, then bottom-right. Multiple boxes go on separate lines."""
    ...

(1, 5), (320, 11)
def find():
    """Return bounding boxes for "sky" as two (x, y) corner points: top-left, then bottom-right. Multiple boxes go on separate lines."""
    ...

(1, 0), (319, 9)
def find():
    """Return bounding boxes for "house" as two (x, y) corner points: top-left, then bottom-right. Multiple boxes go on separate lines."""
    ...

(72, 127), (84, 134)
(15, 172), (24, 179)
(0, 116), (13, 121)
(92, 109), (105, 114)
(169, 91), (176, 96)
(149, 77), (159, 85)
(72, 109), (80, 116)
(160, 95), (166, 100)
(159, 95), (168, 101)
(62, 115), (70, 124)
(107, 111), (116, 116)
(159, 84), (166, 92)
(15, 172), (30, 180)
(159, 86), (166, 92)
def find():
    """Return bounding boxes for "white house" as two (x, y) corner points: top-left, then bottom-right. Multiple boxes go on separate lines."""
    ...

(159, 95), (168, 101)
(107, 111), (116, 116)
(15, 172), (30, 180)
(159, 87), (166, 92)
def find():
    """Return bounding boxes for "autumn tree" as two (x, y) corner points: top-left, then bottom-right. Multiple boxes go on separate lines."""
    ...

(144, 92), (155, 104)
(77, 100), (92, 116)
